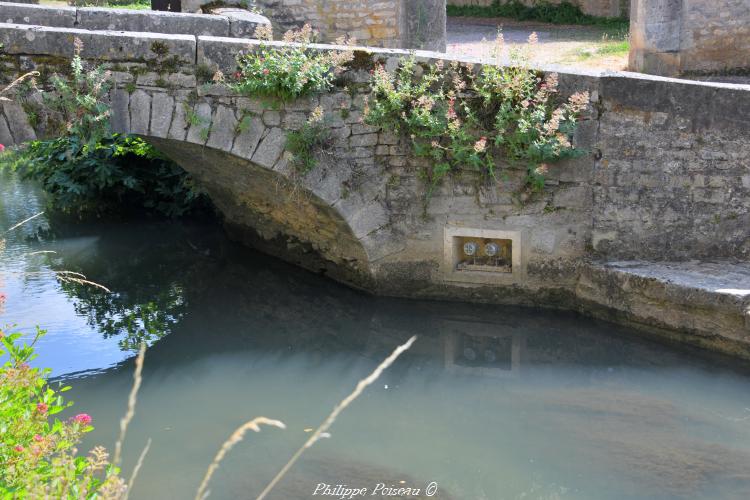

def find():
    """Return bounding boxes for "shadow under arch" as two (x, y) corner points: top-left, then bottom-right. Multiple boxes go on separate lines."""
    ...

(143, 137), (375, 289)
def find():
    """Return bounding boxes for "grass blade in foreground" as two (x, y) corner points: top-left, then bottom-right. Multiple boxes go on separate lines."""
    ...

(196, 417), (287, 500)
(255, 335), (418, 500)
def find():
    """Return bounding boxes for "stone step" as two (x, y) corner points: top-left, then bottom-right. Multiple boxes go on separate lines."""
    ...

(578, 260), (750, 358)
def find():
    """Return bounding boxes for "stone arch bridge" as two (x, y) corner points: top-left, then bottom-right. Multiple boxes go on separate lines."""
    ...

(1, 18), (750, 358)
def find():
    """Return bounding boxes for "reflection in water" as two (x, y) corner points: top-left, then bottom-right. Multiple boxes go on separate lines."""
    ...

(3, 172), (750, 499)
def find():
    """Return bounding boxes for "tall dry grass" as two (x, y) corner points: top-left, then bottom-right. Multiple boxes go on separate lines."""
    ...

(256, 335), (417, 499)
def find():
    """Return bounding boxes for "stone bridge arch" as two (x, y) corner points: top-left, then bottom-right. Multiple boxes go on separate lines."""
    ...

(4, 21), (750, 357)
(109, 89), (392, 289)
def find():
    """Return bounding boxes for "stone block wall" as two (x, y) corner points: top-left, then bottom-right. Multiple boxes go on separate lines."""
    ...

(592, 75), (750, 260)
(630, 0), (750, 76)
(252, 0), (447, 51)
(680, 0), (750, 74)
(2, 24), (750, 355)
(446, 0), (629, 18)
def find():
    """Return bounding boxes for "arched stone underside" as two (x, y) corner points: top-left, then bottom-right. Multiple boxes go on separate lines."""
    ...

(145, 138), (375, 289)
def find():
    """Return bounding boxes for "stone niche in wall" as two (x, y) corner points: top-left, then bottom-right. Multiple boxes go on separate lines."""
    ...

(443, 226), (523, 284)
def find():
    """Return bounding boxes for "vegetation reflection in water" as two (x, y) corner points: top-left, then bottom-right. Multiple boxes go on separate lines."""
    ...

(4, 173), (750, 499)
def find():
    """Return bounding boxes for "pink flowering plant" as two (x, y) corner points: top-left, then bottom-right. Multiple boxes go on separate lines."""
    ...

(364, 34), (589, 197)
(0, 327), (125, 497)
(230, 24), (355, 101)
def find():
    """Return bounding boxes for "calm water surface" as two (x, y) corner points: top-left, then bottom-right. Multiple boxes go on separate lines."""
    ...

(3, 172), (750, 500)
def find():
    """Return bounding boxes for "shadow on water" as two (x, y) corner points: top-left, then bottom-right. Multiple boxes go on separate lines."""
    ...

(4, 172), (750, 499)
(41, 220), (750, 500)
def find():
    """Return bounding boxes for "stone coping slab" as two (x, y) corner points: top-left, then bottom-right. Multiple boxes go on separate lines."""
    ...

(600, 261), (750, 299)
(0, 2), (76, 28)
(208, 7), (268, 38)
(0, 23), (195, 63)
(0, 2), (269, 38)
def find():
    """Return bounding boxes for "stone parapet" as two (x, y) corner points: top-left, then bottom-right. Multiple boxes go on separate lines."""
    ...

(0, 23), (195, 63)
(0, 2), (269, 38)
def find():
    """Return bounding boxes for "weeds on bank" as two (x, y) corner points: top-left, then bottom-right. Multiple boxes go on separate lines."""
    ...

(0, 327), (127, 498)
(447, 0), (629, 31)
(570, 36), (629, 62)
(1, 39), (208, 218)
(285, 106), (331, 173)
(226, 25), (589, 201)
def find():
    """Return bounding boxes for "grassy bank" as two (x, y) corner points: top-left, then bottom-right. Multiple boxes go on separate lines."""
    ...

(447, 0), (629, 31)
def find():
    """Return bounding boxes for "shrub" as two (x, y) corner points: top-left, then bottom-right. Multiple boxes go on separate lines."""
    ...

(8, 134), (208, 217)
(364, 35), (589, 196)
(228, 24), (355, 101)
(0, 328), (125, 498)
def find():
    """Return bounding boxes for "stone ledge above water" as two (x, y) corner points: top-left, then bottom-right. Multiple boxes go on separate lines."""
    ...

(578, 261), (750, 358)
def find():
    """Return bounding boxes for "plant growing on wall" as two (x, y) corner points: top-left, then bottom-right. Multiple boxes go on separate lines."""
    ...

(364, 34), (589, 197)
(43, 38), (112, 148)
(3, 39), (209, 218)
(229, 24), (355, 101)
(285, 106), (331, 173)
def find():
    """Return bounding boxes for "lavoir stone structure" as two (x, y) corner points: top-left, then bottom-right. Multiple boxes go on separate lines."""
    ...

(1, 19), (749, 359)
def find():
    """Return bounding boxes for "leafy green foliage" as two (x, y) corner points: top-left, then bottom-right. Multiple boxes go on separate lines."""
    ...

(447, 0), (628, 31)
(228, 24), (354, 101)
(0, 328), (125, 497)
(7, 135), (209, 217)
(364, 49), (589, 197)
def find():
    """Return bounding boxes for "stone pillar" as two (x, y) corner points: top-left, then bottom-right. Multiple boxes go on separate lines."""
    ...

(402, 0), (447, 52)
(630, 0), (750, 76)
(629, 0), (683, 76)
